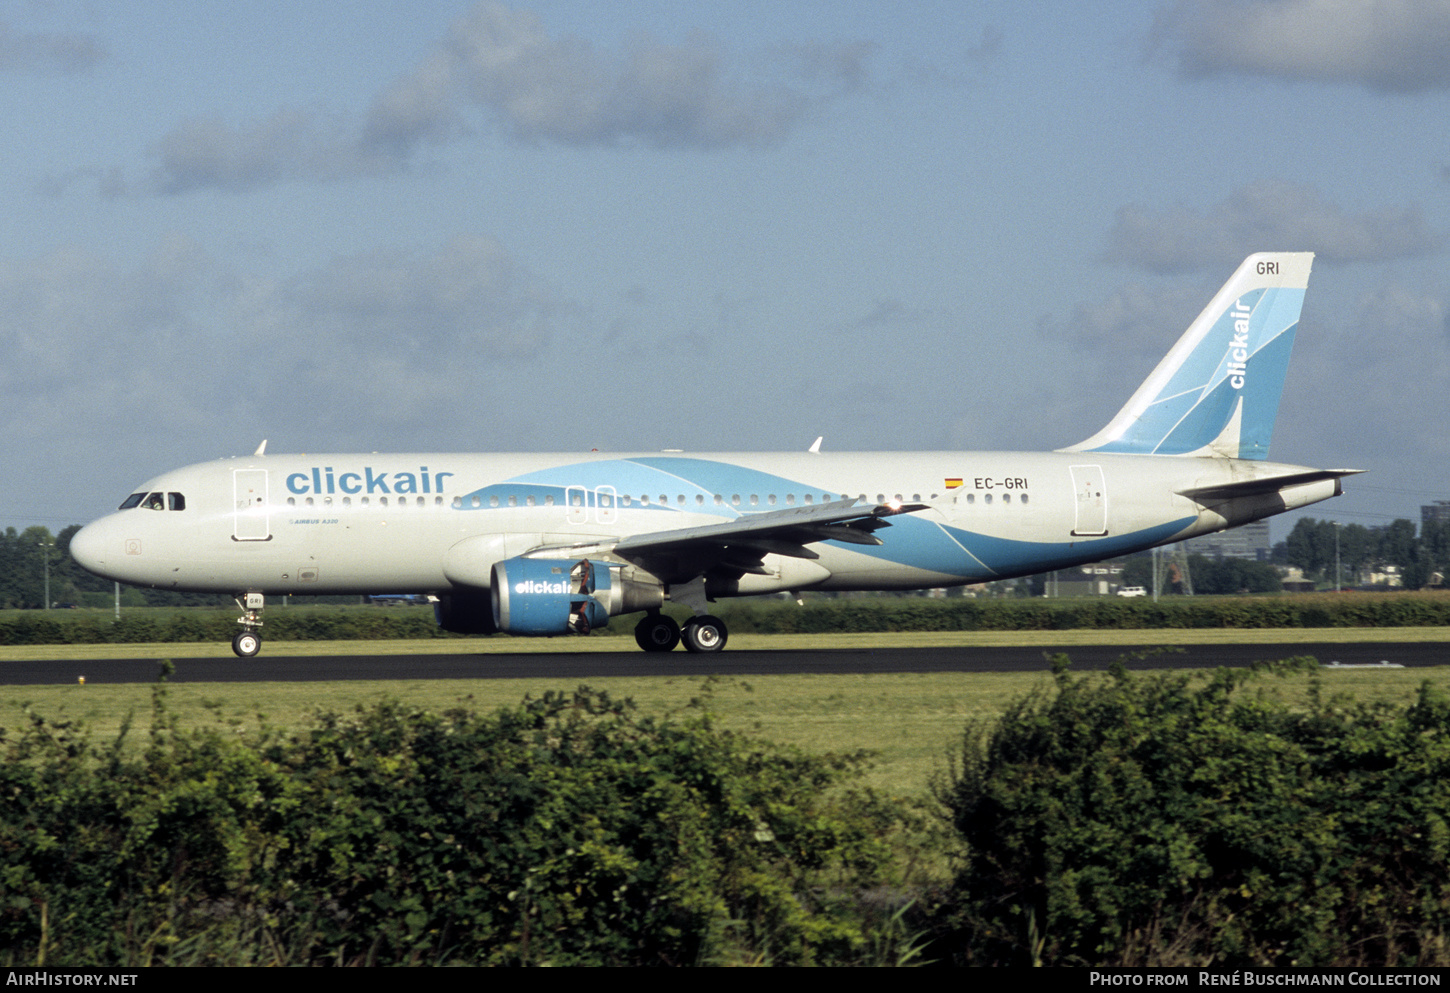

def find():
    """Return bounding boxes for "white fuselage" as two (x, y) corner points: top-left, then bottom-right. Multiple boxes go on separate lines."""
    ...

(69, 450), (1340, 598)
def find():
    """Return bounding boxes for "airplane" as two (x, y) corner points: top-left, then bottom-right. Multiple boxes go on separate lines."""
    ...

(70, 252), (1357, 658)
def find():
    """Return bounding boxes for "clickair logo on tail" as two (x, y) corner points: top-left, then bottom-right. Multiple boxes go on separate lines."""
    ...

(1227, 299), (1251, 390)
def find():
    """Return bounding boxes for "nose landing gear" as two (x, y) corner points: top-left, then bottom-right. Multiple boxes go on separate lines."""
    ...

(232, 593), (264, 657)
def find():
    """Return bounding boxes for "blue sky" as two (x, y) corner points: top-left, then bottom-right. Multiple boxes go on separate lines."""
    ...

(4, 0), (1449, 543)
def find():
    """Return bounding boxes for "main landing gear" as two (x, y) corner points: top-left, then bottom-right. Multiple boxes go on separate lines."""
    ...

(634, 613), (680, 652)
(632, 612), (728, 653)
(232, 593), (264, 657)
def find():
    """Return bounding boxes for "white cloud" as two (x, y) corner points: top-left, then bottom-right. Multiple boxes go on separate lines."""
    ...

(283, 235), (559, 363)
(148, 110), (402, 195)
(1155, 0), (1450, 92)
(1103, 180), (1440, 273)
(372, 1), (860, 151)
(0, 235), (566, 458)
(140, 2), (872, 195)
(0, 20), (103, 74)
(1283, 280), (1450, 466)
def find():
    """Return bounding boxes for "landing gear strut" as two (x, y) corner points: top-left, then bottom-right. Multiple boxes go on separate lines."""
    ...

(634, 613), (681, 652)
(233, 593), (264, 657)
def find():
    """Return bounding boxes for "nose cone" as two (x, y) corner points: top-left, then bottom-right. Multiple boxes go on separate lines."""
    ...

(70, 519), (114, 580)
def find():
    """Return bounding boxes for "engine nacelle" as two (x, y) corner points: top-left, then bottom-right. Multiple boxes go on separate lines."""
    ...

(490, 557), (663, 636)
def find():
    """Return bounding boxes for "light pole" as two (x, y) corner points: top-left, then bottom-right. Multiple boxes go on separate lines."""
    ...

(37, 540), (54, 610)
(1333, 521), (1342, 592)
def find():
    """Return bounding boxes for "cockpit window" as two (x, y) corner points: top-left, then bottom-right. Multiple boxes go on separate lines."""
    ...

(120, 491), (187, 510)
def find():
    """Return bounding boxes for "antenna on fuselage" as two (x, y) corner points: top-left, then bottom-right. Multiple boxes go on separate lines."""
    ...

(808, 436), (823, 453)
(253, 439), (268, 456)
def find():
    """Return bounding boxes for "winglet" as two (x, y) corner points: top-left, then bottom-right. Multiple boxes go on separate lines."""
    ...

(1062, 253), (1313, 461)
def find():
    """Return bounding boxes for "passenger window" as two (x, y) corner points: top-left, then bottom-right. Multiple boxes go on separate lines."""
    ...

(1021, 494), (1030, 505)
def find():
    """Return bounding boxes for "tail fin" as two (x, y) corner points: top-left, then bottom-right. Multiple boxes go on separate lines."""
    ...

(1062, 252), (1313, 461)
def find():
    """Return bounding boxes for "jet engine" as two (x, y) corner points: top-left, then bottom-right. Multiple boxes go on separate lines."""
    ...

(490, 557), (664, 636)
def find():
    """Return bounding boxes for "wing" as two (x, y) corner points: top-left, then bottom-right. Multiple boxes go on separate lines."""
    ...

(523, 497), (926, 583)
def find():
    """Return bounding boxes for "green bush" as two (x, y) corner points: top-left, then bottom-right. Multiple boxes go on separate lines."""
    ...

(0, 677), (906, 966)
(6, 592), (1450, 645)
(934, 657), (1450, 966)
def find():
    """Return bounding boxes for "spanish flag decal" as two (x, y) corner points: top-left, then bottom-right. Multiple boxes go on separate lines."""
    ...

(944, 478), (963, 489)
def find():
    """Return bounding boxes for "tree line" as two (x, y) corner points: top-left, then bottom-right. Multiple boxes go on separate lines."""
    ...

(1278, 516), (1449, 589)
(0, 524), (226, 610)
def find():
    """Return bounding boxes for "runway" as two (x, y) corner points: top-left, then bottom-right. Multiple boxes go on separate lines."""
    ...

(2, 642), (1445, 685)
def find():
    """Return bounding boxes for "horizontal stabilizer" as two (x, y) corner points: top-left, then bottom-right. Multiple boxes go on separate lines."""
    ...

(1178, 468), (1363, 503)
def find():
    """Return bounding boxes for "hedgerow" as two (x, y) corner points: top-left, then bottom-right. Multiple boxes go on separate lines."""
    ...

(0, 673), (909, 966)
(4, 592), (1450, 645)
(933, 657), (1450, 966)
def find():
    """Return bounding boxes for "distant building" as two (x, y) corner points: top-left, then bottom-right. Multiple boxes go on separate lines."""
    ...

(1047, 561), (1125, 597)
(1183, 520), (1271, 561)
(1422, 501), (1450, 530)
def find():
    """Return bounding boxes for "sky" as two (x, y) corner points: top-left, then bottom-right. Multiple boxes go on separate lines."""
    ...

(3, 0), (1449, 544)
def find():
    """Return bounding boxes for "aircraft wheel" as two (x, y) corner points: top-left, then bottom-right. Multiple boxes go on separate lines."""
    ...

(681, 615), (728, 654)
(232, 631), (262, 658)
(635, 614), (681, 652)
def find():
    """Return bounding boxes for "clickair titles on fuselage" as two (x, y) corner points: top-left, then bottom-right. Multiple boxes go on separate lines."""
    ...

(284, 467), (455, 496)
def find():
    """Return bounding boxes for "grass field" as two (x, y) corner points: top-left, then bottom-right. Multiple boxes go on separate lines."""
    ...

(4, 629), (1448, 797)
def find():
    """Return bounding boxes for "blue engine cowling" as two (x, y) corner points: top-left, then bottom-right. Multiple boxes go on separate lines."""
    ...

(490, 557), (661, 636)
